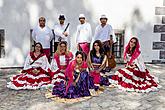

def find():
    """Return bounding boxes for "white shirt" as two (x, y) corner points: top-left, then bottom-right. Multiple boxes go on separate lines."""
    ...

(93, 24), (116, 43)
(59, 55), (66, 65)
(76, 22), (92, 44)
(53, 24), (69, 43)
(32, 25), (53, 49)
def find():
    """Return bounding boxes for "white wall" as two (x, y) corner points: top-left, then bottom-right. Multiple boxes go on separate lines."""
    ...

(0, 0), (163, 67)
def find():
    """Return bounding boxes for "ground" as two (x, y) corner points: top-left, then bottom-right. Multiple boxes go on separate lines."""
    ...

(0, 64), (165, 110)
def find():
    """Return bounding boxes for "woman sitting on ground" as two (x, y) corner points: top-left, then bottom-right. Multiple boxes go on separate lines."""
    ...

(109, 37), (161, 92)
(50, 41), (73, 85)
(7, 42), (52, 90)
(87, 40), (110, 86)
(52, 51), (97, 98)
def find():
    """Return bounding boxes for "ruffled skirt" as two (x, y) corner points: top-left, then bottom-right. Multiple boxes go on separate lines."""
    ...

(7, 68), (51, 90)
(109, 68), (160, 93)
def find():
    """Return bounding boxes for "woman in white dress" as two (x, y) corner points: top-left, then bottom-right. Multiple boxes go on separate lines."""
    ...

(7, 42), (52, 90)
(109, 37), (160, 93)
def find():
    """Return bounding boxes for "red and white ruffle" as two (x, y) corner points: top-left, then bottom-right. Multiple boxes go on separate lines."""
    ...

(51, 72), (65, 85)
(7, 71), (52, 90)
(109, 68), (161, 93)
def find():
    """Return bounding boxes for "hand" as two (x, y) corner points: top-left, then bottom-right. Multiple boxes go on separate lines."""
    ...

(125, 63), (129, 67)
(109, 39), (113, 45)
(75, 65), (79, 70)
(130, 65), (136, 69)
(127, 64), (136, 69)
(64, 80), (67, 85)
(100, 72), (106, 77)
(63, 32), (68, 37)
(128, 65), (133, 69)
(60, 69), (65, 73)
(73, 82), (76, 86)
(32, 69), (39, 74)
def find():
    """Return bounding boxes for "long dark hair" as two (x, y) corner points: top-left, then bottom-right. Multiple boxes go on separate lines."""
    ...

(33, 42), (43, 53)
(128, 37), (138, 55)
(75, 51), (85, 61)
(91, 40), (104, 57)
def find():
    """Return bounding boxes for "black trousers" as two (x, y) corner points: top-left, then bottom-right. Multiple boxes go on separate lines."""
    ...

(54, 42), (59, 52)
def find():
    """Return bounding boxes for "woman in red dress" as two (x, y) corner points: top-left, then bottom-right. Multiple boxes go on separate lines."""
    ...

(50, 41), (73, 85)
(7, 42), (52, 90)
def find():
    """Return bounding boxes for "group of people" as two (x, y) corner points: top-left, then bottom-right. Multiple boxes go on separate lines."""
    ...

(7, 14), (160, 99)
(31, 14), (116, 60)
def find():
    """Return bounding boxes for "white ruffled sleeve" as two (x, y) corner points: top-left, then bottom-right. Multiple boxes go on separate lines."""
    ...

(23, 53), (32, 70)
(50, 58), (59, 72)
(134, 54), (146, 72)
(41, 55), (51, 72)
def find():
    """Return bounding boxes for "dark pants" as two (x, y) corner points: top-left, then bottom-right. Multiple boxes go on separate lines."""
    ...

(54, 42), (59, 52)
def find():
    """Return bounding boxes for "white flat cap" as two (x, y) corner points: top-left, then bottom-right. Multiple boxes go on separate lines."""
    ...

(100, 14), (107, 19)
(79, 14), (85, 18)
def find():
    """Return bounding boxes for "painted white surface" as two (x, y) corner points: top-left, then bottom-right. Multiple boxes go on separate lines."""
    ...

(0, 0), (163, 67)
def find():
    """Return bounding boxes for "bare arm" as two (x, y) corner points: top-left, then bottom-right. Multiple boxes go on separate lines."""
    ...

(87, 52), (94, 70)
(98, 55), (107, 72)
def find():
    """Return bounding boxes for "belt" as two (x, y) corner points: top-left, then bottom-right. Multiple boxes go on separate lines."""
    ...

(79, 42), (88, 44)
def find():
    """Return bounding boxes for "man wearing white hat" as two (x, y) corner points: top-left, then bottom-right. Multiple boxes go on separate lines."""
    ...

(54, 14), (70, 51)
(93, 15), (117, 70)
(93, 15), (116, 44)
(76, 14), (92, 57)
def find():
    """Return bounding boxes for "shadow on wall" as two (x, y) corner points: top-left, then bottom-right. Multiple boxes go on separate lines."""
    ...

(123, 7), (160, 62)
(0, 0), (95, 67)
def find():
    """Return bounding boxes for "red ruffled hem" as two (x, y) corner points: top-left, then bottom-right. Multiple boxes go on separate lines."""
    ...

(10, 69), (51, 88)
(111, 68), (158, 90)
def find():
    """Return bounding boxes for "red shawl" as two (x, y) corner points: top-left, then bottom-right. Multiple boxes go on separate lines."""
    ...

(65, 60), (88, 93)
(30, 52), (45, 61)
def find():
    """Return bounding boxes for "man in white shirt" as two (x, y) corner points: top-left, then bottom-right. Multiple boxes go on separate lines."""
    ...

(54, 14), (70, 51)
(32, 17), (53, 59)
(76, 14), (92, 57)
(93, 15), (116, 54)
